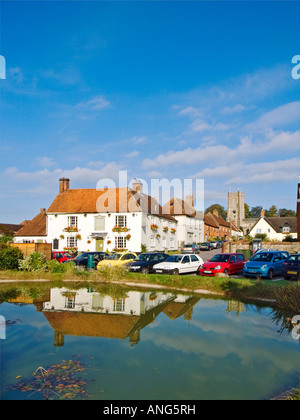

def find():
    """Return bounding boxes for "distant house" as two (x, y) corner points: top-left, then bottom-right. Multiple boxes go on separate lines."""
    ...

(162, 196), (204, 248)
(14, 178), (178, 253)
(249, 212), (297, 241)
(204, 209), (240, 240)
(0, 223), (24, 237)
(14, 209), (47, 243)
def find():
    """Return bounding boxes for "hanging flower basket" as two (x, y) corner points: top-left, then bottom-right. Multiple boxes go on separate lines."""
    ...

(150, 224), (158, 232)
(107, 240), (111, 245)
(126, 234), (131, 241)
(156, 234), (161, 239)
(112, 226), (130, 233)
(75, 234), (82, 240)
(163, 227), (169, 232)
(63, 247), (78, 255)
(170, 228), (176, 234)
(64, 226), (78, 233)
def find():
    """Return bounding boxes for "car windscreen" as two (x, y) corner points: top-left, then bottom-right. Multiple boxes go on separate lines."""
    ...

(74, 253), (89, 259)
(64, 253), (73, 258)
(107, 254), (122, 260)
(136, 254), (156, 261)
(209, 255), (230, 263)
(251, 253), (273, 262)
(287, 255), (300, 262)
(165, 255), (183, 263)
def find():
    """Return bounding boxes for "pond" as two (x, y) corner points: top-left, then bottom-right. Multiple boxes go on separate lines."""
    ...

(0, 283), (300, 400)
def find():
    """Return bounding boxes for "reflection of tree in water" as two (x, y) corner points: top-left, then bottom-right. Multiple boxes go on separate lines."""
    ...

(10, 356), (88, 400)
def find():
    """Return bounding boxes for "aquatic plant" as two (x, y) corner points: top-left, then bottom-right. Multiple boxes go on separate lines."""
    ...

(10, 358), (88, 400)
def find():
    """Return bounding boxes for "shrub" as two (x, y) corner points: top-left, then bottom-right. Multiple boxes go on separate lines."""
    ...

(0, 244), (23, 270)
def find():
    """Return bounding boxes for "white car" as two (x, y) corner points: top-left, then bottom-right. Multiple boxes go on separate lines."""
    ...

(153, 254), (203, 275)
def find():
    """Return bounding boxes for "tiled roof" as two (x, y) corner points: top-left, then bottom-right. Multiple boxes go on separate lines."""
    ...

(204, 212), (220, 228)
(47, 187), (177, 222)
(0, 223), (24, 235)
(265, 217), (297, 233)
(163, 198), (203, 219)
(14, 210), (47, 237)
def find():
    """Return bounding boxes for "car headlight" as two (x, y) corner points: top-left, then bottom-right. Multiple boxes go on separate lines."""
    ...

(261, 265), (268, 269)
(215, 265), (221, 270)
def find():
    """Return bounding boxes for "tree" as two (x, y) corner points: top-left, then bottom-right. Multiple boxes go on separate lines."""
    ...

(205, 204), (227, 220)
(244, 203), (252, 219)
(265, 205), (278, 218)
(279, 208), (296, 217)
(250, 206), (263, 218)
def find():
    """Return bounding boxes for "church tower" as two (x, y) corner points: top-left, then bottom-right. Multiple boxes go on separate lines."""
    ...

(227, 190), (245, 229)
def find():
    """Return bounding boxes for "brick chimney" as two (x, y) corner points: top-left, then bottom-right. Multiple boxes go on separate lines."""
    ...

(261, 209), (265, 218)
(213, 209), (219, 217)
(185, 195), (194, 207)
(59, 178), (70, 193)
(40, 208), (46, 214)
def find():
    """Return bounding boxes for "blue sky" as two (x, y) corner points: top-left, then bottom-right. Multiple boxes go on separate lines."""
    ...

(1, 1), (300, 223)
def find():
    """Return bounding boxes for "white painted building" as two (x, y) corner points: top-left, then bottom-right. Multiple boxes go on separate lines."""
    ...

(14, 178), (178, 254)
(249, 214), (297, 242)
(162, 196), (204, 248)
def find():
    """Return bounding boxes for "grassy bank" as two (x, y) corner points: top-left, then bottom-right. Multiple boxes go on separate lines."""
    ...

(0, 266), (298, 307)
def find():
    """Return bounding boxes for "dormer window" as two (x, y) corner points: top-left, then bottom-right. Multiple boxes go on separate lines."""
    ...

(282, 225), (290, 233)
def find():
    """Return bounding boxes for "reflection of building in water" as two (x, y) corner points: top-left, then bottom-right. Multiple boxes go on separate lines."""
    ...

(226, 300), (245, 316)
(42, 288), (176, 347)
(163, 295), (200, 321)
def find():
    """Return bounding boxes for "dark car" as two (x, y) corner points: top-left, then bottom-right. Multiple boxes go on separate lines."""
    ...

(283, 254), (300, 281)
(129, 252), (169, 274)
(200, 242), (214, 251)
(67, 251), (109, 270)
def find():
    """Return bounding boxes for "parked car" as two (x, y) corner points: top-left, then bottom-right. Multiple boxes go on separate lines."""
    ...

(181, 244), (200, 254)
(282, 254), (300, 281)
(153, 254), (203, 275)
(200, 242), (214, 251)
(68, 251), (109, 270)
(199, 253), (247, 277)
(51, 251), (74, 263)
(243, 251), (289, 279)
(210, 241), (218, 249)
(97, 252), (137, 269)
(129, 252), (169, 274)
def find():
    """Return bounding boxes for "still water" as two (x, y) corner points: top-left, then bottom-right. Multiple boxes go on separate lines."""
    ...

(0, 283), (300, 400)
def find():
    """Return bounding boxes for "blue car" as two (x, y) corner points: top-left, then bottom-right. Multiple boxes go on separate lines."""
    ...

(243, 251), (289, 279)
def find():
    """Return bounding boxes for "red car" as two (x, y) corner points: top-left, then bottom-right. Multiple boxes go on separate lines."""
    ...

(198, 253), (247, 277)
(51, 251), (74, 263)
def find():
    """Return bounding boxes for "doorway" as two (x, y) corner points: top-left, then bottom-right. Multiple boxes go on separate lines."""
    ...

(95, 237), (104, 252)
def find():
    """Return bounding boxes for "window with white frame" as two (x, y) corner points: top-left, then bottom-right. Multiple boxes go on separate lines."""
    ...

(65, 297), (75, 309)
(68, 216), (78, 228)
(113, 299), (125, 312)
(170, 237), (175, 248)
(67, 236), (78, 248)
(115, 236), (127, 249)
(256, 228), (262, 234)
(115, 215), (127, 227)
(163, 237), (167, 247)
(150, 236), (156, 248)
(282, 226), (290, 233)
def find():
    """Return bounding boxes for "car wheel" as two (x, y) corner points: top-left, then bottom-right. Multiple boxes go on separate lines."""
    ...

(284, 275), (291, 281)
(172, 269), (179, 275)
(267, 269), (274, 280)
(224, 268), (229, 277)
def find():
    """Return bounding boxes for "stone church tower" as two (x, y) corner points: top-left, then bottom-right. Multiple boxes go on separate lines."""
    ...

(227, 190), (245, 229)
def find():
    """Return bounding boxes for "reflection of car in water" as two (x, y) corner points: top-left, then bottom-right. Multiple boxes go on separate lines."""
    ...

(97, 252), (137, 269)
(129, 252), (169, 274)
(243, 251), (289, 279)
(153, 254), (203, 275)
(199, 253), (247, 277)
